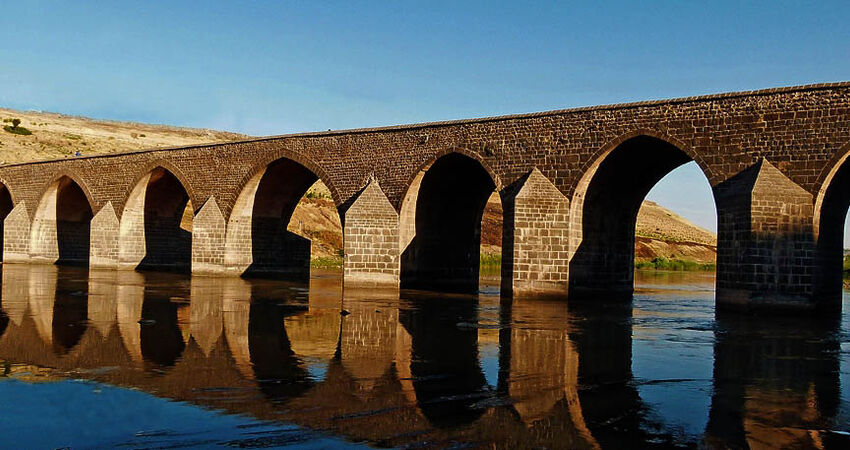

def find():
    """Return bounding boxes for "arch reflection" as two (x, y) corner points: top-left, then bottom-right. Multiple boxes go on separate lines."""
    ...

(398, 294), (490, 428)
(0, 266), (846, 448)
(706, 313), (844, 448)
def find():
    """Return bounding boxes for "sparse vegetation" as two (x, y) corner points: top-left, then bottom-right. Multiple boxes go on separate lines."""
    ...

(3, 118), (32, 135)
(0, 106), (246, 164)
(305, 190), (331, 200)
(635, 257), (715, 271)
(480, 253), (501, 267)
(310, 256), (343, 268)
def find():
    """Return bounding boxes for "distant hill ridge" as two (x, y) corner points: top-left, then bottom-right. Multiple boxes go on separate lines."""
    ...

(0, 107), (717, 265)
(0, 107), (245, 164)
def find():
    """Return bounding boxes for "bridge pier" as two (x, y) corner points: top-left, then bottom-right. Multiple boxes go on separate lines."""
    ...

(715, 160), (820, 312)
(3, 202), (31, 263)
(89, 202), (120, 269)
(342, 179), (400, 288)
(500, 169), (570, 297)
(191, 197), (227, 275)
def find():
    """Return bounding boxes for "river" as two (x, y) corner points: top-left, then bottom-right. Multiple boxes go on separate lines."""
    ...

(0, 266), (847, 448)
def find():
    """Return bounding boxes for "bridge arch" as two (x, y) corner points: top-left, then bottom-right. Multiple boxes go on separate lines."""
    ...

(30, 174), (94, 265)
(0, 181), (14, 261)
(399, 150), (501, 292)
(569, 132), (716, 299)
(235, 149), (344, 208)
(812, 140), (850, 302)
(224, 155), (342, 279)
(119, 165), (193, 272)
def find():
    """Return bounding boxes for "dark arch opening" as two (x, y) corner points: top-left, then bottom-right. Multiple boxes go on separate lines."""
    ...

(52, 267), (88, 354)
(139, 279), (188, 370)
(56, 177), (94, 265)
(139, 168), (192, 272)
(570, 136), (713, 299)
(246, 158), (326, 280)
(0, 185), (12, 261)
(815, 155), (850, 303)
(249, 299), (313, 401)
(400, 153), (497, 293)
(399, 295), (488, 428)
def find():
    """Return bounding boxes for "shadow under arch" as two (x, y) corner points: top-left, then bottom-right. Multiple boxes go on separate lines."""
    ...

(705, 312), (842, 448)
(812, 141), (850, 303)
(225, 156), (342, 280)
(399, 151), (501, 293)
(398, 293), (489, 428)
(30, 175), (94, 265)
(569, 133), (716, 300)
(0, 182), (13, 261)
(119, 166), (193, 272)
(248, 297), (315, 402)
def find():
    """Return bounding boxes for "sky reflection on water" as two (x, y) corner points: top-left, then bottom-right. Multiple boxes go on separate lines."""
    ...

(0, 266), (847, 449)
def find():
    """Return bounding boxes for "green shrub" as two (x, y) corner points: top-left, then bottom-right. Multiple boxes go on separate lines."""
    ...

(3, 125), (32, 135)
(635, 257), (715, 271)
(480, 253), (501, 267)
(311, 256), (343, 268)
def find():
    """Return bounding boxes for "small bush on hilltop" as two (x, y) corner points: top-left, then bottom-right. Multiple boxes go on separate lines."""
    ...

(3, 118), (32, 136)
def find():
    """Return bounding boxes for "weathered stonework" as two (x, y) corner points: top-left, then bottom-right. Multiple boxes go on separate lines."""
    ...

(501, 169), (570, 296)
(3, 202), (30, 263)
(342, 179), (400, 288)
(90, 202), (120, 268)
(192, 197), (226, 275)
(0, 82), (848, 312)
(715, 160), (817, 311)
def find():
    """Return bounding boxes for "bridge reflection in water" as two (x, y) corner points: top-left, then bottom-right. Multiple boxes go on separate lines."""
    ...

(0, 266), (847, 448)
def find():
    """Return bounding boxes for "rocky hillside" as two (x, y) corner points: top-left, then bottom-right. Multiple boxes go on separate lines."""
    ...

(634, 201), (716, 264)
(0, 107), (717, 266)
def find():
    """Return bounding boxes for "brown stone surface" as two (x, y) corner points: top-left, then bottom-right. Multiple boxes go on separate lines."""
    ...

(0, 82), (848, 310)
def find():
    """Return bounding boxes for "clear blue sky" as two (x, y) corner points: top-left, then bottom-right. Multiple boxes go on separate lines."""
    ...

(2, 1), (849, 236)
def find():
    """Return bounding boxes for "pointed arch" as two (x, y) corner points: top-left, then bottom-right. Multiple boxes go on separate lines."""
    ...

(399, 150), (501, 292)
(812, 140), (850, 301)
(0, 181), (14, 261)
(233, 148), (344, 209)
(30, 175), (94, 265)
(569, 132), (716, 299)
(118, 166), (193, 272)
(120, 159), (195, 217)
(224, 155), (342, 279)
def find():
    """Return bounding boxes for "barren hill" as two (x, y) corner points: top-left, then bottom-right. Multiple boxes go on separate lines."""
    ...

(0, 107), (245, 164)
(0, 107), (716, 266)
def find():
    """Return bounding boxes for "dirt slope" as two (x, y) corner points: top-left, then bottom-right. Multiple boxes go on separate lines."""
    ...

(0, 107), (245, 164)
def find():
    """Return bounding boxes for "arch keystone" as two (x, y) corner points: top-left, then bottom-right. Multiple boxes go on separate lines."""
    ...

(90, 202), (120, 268)
(343, 179), (400, 288)
(192, 196), (226, 274)
(501, 168), (570, 297)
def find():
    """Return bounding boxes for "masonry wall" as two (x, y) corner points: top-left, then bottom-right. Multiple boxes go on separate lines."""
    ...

(342, 180), (400, 288)
(715, 160), (819, 311)
(0, 83), (848, 310)
(501, 169), (570, 296)
(0, 83), (845, 227)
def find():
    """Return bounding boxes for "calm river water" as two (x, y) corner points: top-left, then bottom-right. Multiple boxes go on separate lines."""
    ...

(0, 266), (847, 449)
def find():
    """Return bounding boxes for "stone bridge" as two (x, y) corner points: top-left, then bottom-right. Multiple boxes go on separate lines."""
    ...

(1, 82), (849, 312)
